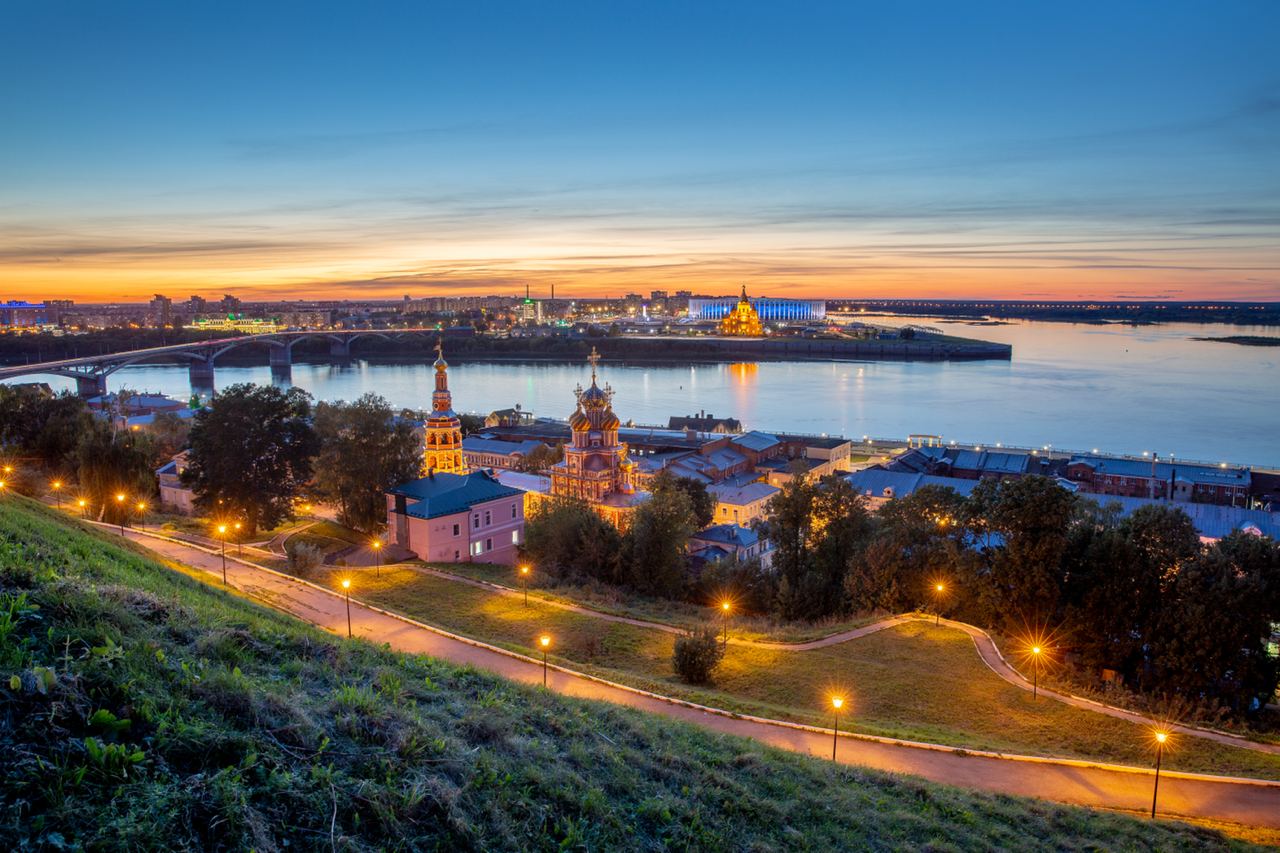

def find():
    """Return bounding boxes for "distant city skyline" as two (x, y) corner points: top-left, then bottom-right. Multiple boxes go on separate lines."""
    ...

(2, 1), (1278, 303)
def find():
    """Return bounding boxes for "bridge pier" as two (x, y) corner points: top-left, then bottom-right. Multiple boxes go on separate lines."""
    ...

(75, 373), (107, 398)
(189, 358), (216, 397)
(269, 343), (293, 381)
(329, 338), (351, 359)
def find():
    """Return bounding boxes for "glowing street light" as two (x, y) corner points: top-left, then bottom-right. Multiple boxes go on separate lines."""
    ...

(519, 564), (531, 606)
(932, 582), (946, 626)
(830, 696), (844, 761)
(77, 498), (87, 518)
(372, 538), (383, 577)
(234, 521), (243, 555)
(115, 493), (127, 534)
(341, 578), (352, 638)
(539, 634), (551, 687)
(216, 523), (228, 584)
(1151, 730), (1169, 819)
(720, 600), (731, 647)
(1030, 645), (1044, 699)
(50, 479), (63, 509)
(135, 500), (147, 525)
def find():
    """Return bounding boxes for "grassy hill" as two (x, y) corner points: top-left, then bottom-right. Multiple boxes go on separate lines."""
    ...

(0, 499), (1256, 851)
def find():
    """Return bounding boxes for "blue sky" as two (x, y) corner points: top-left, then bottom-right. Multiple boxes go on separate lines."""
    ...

(2, 1), (1277, 301)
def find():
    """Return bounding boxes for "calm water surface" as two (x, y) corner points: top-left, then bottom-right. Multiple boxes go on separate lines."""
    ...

(24, 320), (1280, 467)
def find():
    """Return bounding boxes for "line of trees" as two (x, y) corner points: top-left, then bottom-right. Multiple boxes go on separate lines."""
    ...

(0, 383), (425, 535)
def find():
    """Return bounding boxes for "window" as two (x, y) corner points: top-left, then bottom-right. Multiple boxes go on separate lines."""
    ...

(473, 513), (480, 528)
(453, 550), (459, 560)
(511, 504), (517, 519)
(485, 538), (493, 551)
(452, 523), (460, 536)
(470, 541), (482, 556)
(484, 510), (491, 525)
(511, 530), (519, 544)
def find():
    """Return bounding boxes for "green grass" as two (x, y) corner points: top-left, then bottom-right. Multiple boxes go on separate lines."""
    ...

(0, 499), (1265, 850)
(429, 560), (881, 642)
(313, 565), (1280, 782)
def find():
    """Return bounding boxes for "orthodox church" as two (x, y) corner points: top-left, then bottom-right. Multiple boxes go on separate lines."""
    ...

(423, 341), (467, 474)
(718, 285), (765, 336)
(545, 348), (647, 525)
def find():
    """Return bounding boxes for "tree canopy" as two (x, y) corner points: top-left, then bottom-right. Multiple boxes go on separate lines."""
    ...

(311, 394), (422, 533)
(182, 384), (318, 534)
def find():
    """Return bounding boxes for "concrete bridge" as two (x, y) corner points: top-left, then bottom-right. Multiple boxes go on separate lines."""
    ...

(0, 328), (444, 396)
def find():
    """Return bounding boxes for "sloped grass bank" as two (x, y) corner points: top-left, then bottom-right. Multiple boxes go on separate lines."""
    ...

(313, 565), (1280, 781)
(0, 499), (1255, 850)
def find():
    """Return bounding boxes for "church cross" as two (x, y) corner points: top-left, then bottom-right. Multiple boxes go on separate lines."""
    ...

(587, 346), (601, 382)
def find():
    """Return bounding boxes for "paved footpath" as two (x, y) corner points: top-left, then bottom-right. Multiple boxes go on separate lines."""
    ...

(412, 563), (1280, 758)
(112, 526), (1280, 829)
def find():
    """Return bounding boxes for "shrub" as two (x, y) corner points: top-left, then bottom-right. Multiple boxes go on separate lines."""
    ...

(287, 542), (325, 576)
(672, 627), (724, 685)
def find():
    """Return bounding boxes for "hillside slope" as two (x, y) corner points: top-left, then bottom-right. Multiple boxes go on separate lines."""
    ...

(0, 499), (1253, 851)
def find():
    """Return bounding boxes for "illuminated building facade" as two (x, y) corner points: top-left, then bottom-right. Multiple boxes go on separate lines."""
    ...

(718, 286), (765, 336)
(688, 292), (826, 323)
(423, 341), (468, 474)
(547, 347), (644, 524)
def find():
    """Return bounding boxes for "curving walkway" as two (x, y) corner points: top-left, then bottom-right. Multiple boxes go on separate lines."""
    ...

(100, 523), (1280, 829)
(394, 562), (1280, 758)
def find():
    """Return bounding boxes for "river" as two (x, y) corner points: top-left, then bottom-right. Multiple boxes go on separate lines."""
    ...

(19, 319), (1280, 468)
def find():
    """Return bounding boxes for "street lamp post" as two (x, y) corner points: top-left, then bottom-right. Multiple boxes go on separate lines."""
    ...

(933, 582), (945, 626)
(519, 565), (531, 606)
(217, 523), (228, 584)
(1031, 646), (1042, 699)
(234, 521), (243, 556)
(1151, 731), (1168, 818)
(51, 480), (63, 509)
(720, 600), (731, 647)
(830, 696), (844, 761)
(372, 539), (382, 577)
(136, 501), (147, 526)
(539, 634), (551, 687)
(78, 498), (87, 518)
(341, 579), (352, 638)
(115, 493), (127, 534)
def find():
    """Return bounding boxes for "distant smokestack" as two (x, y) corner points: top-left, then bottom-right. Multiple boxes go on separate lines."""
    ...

(551, 283), (555, 301)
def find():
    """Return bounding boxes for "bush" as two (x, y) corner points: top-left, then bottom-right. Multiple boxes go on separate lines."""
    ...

(287, 542), (325, 576)
(672, 627), (725, 685)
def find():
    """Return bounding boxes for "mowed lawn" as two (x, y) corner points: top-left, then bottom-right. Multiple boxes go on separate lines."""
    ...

(311, 565), (1280, 781)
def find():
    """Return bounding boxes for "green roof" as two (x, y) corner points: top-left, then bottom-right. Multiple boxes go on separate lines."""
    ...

(390, 470), (523, 519)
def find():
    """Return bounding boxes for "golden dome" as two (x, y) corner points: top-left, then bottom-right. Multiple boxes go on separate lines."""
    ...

(599, 411), (620, 430)
(569, 409), (592, 431)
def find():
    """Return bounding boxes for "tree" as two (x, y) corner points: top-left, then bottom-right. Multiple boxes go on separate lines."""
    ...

(0, 386), (92, 476)
(801, 475), (871, 618)
(969, 476), (1077, 629)
(182, 384), (318, 534)
(619, 484), (696, 597)
(312, 394), (422, 533)
(650, 470), (715, 528)
(458, 413), (486, 436)
(848, 485), (968, 614)
(515, 442), (563, 474)
(521, 497), (621, 583)
(76, 421), (155, 524)
(758, 477), (816, 620)
(146, 411), (192, 465)
(1149, 532), (1280, 714)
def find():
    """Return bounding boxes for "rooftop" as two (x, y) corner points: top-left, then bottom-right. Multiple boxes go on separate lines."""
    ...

(708, 481), (781, 505)
(390, 470), (525, 519)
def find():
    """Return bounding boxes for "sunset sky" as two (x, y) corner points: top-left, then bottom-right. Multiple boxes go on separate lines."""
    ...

(2, 1), (1278, 303)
